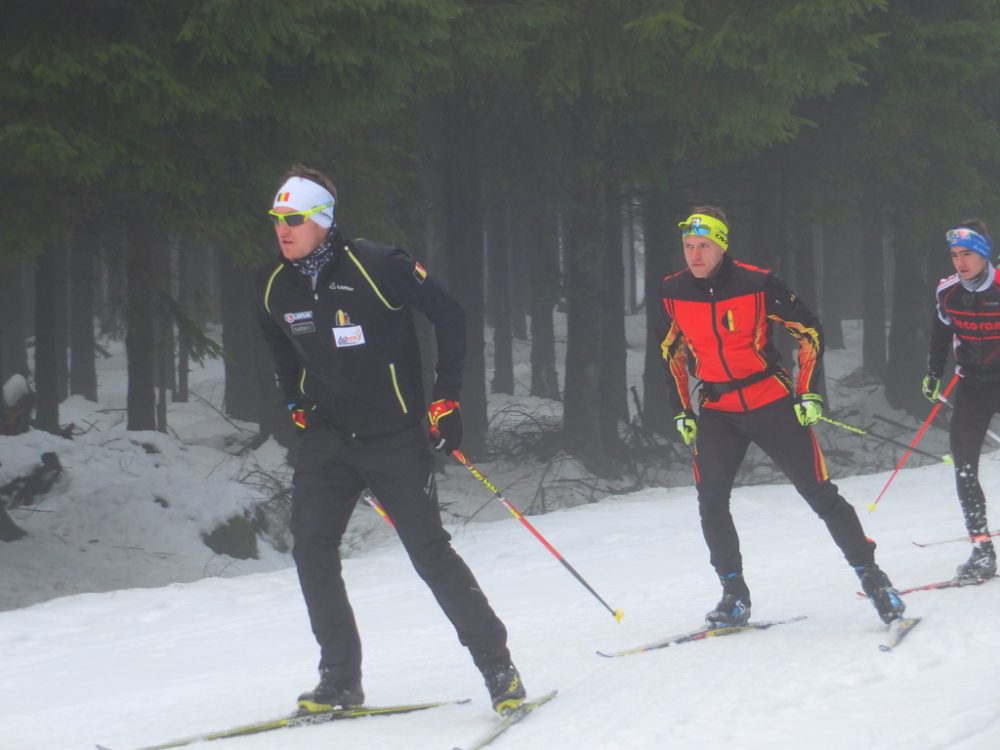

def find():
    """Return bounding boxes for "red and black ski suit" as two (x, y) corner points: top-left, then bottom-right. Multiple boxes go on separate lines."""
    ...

(659, 254), (875, 575)
(927, 268), (1000, 543)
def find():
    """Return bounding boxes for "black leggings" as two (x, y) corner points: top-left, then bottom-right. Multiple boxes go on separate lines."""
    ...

(949, 378), (1000, 539)
(694, 397), (874, 575)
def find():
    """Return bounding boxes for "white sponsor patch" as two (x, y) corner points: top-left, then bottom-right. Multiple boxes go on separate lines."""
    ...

(333, 325), (366, 348)
(284, 310), (314, 323)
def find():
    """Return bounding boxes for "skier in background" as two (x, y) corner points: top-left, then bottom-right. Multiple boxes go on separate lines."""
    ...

(658, 205), (907, 627)
(923, 219), (999, 583)
(255, 164), (525, 715)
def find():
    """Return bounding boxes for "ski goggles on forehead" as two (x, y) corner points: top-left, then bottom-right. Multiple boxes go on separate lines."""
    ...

(268, 203), (333, 227)
(946, 227), (991, 259)
(679, 214), (729, 251)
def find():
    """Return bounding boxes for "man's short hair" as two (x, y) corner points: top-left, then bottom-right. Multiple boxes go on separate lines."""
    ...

(690, 204), (727, 226)
(959, 218), (990, 241)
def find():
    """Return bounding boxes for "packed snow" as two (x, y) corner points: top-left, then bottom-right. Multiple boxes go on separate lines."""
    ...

(2, 319), (999, 750)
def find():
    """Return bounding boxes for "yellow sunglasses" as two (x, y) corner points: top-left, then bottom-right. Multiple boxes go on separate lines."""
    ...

(268, 202), (333, 227)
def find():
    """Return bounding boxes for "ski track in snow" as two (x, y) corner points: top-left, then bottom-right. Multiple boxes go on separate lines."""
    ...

(5, 471), (1000, 750)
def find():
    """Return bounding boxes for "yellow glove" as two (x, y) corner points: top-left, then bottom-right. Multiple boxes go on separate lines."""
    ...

(921, 373), (941, 404)
(674, 410), (697, 446)
(793, 393), (823, 427)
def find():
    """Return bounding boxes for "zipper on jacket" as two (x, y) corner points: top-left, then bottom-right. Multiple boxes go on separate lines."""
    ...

(388, 363), (408, 414)
(709, 287), (750, 411)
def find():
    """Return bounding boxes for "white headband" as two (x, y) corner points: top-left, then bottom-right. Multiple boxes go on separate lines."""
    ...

(273, 176), (335, 228)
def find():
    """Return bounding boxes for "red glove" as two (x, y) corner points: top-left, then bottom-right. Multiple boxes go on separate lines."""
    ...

(288, 403), (307, 430)
(427, 399), (462, 455)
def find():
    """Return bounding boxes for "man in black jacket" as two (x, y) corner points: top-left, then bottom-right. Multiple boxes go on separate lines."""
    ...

(923, 219), (999, 583)
(255, 164), (524, 715)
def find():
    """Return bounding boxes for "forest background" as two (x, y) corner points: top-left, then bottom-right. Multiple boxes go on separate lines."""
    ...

(3, 0), (1000, 480)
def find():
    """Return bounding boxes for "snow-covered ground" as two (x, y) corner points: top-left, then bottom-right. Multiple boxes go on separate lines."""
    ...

(2, 319), (998, 750)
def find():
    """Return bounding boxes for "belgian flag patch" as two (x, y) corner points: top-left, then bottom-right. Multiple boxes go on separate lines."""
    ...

(413, 261), (427, 283)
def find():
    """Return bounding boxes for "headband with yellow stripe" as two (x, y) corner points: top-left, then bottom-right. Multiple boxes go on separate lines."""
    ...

(679, 213), (729, 252)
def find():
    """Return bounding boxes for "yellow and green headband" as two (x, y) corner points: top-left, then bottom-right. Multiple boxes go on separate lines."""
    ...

(679, 213), (729, 252)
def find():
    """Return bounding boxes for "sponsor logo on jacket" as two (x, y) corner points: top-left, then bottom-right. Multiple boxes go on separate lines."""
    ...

(953, 317), (1000, 332)
(333, 325), (366, 347)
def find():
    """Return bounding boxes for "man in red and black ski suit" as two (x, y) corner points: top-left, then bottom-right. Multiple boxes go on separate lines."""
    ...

(923, 219), (1000, 582)
(658, 206), (905, 627)
(255, 165), (524, 715)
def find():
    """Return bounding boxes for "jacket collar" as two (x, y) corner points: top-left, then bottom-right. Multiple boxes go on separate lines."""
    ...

(692, 253), (734, 291)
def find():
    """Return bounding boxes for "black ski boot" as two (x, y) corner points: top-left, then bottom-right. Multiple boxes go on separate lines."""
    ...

(955, 542), (997, 583)
(855, 563), (905, 624)
(705, 572), (751, 628)
(481, 662), (526, 715)
(297, 669), (364, 713)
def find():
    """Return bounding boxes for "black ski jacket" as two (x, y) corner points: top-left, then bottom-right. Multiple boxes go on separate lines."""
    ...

(929, 267), (1000, 383)
(255, 227), (465, 438)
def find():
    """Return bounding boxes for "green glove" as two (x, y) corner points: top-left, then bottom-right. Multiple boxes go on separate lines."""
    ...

(674, 410), (698, 446)
(793, 392), (823, 427)
(921, 373), (941, 404)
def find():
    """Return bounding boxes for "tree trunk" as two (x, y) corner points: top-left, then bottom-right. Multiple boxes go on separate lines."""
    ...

(33, 244), (61, 434)
(885, 219), (932, 413)
(69, 229), (98, 401)
(563, 181), (610, 474)
(126, 217), (157, 431)
(625, 196), (640, 314)
(819, 222), (846, 350)
(641, 189), (674, 435)
(524, 193), (560, 401)
(599, 185), (627, 460)
(0, 262), (29, 383)
(54, 241), (69, 402)
(509, 222), (529, 342)
(438, 98), (487, 455)
(487, 191), (514, 394)
(175, 240), (195, 403)
(219, 251), (260, 422)
(862, 192), (888, 380)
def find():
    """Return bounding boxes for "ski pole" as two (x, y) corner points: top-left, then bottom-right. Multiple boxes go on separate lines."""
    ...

(362, 490), (395, 528)
(935, 395), (1000, 445)
(868, 372), (960, 512)
(819, 415), (866, 435)
(450, 449), (625, 623)
(822, 415), (951, 462)
(912, 529), (1000, 548)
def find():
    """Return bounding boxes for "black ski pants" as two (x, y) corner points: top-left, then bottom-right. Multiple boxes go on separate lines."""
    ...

(290, 423), (510, 680)
(949, 378), (1000, 539)
(694, 396), (874, 576)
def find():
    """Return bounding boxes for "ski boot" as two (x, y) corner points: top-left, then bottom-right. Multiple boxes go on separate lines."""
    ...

(855, 563), (905, 624)
(705, 572), (751, 628)
(955, 542), (997, 583)
(481, 662), (526, 715)
(297, 669), (364, 713)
